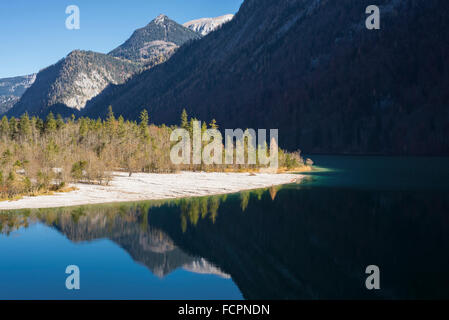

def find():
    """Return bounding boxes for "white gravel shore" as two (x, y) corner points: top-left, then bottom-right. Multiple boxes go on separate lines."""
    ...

(0, 171), (302, 210)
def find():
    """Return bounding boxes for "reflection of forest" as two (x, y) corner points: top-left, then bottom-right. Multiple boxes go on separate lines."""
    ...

(2, 184), (449, 299)
(0, 201), (231, 279)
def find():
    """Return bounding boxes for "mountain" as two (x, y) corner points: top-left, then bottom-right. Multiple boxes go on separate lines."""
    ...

(7, 15), (200, 118)
(184, 14), (234, 36)
(0, 74), (36, 115)
(7, 51), (140, 117)
(109, 14), (201, 65)
(48, 209), (229, 279)
(83, 0), (449, 155)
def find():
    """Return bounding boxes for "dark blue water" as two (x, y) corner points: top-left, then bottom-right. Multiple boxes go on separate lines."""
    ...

(1, 156), (449, 299)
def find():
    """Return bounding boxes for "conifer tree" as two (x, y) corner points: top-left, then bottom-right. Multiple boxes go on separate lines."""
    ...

(18, 113), (31, 138)
(201, 121), (207, 134)
(79, 117), (88, 138)
(117, 116), (126, 138)
(209, 119), (218, 130)
(180, 109), (188, 130)
(106, 106), (116, 137)
(56, 114), (65, 130)
(0, 116), (9, 139)
(45, 112), (57, 134)
(139, 109), (150, 139)
(9, 117), (18, 139)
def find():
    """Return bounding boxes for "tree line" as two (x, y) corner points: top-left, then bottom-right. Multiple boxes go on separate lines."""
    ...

(0, 107), (309, 200)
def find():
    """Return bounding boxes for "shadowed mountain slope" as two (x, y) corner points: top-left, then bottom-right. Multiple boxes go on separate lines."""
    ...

(83, 0), (449, 155)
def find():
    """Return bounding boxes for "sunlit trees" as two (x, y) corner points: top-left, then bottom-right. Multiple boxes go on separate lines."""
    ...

(0, 116), (9, 141)
(0, 109), (309, 200)
(180, 108), (188, 130)
(45, 112), (57, 134)
(139, 109), (150, 140)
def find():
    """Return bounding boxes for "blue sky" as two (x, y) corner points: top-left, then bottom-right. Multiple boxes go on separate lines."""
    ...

(0, 0), (243, 78)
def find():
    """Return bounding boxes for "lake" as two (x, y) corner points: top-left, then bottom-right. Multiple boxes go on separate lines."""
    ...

(1, 156), (449, 299)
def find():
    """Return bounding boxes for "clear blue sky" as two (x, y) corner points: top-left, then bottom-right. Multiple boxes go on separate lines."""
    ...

(0, 0), (243, 78)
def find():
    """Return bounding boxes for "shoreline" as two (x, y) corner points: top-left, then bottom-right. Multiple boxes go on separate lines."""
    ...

(0, 171), (303, 211)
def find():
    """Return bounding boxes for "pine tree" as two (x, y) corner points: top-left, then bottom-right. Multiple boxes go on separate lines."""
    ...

(95, 118), (102, 131)
(209, 119), (218, 130)
(106, 106), (116, 137)
(139, 109), (150, 139)
(117, 116), (126, 138)
(180, 109), (188, 130)
(35, 118), (44, 134)
(107, 106), (115, 120)
(189, 117), (198, 136)
(201, 121), (207, 134)
(9, 117), (18, 139)
(45, 112), (57, 134)
(0, 116), (9, 139)
(79, 118), (88, 138)
(56, 114), (65, 130)
(18, 113), (31, 138)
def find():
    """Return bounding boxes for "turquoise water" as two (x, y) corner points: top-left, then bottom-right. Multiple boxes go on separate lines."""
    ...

(1, 156), (449, 299)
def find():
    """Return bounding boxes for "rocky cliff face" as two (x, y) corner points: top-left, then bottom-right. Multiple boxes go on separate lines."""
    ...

(184, 14), (234, 36)
(7, 15), (201, 118)
(109, 14), (201, 64)
(0, 74), (36, 115)
(83, 0), (449, 155)
(8, 51), (140, 117)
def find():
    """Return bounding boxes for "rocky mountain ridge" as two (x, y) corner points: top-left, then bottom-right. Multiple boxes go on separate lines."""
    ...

(184, 14), (234, 36)
(109, 14), (201, 64)
(0, 74), (36, 114)
(7, 15), (203, 117)
(8, 51), (140, 117)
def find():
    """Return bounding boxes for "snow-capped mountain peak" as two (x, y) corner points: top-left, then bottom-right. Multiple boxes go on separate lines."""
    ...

(184, 14), (234, 36)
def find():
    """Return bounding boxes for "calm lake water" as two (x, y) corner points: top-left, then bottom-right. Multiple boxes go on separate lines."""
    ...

(1, 156), (449, 300)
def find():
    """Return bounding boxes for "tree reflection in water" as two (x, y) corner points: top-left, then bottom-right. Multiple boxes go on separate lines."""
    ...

(1, 183), (449, 299)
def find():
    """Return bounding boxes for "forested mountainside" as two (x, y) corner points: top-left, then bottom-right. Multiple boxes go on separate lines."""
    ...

(83, 0), (449, 155)
(0, 74), (36, 115)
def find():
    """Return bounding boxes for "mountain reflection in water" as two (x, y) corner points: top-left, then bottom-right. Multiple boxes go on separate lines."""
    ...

(0, 202), (231, 280)
(1, 156), (449, 299)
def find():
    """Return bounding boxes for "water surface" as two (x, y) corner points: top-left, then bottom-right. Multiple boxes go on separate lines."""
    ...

(1, 156), (449, 299)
